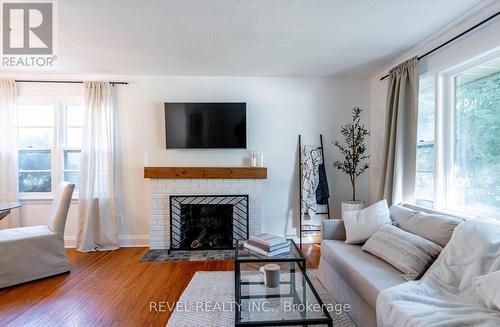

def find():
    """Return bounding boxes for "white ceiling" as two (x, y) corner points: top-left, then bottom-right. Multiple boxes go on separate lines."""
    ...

(52, 0), (488, 77)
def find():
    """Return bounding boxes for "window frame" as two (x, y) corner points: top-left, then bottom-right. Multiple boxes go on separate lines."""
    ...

(417, 50), (500, 219)
(17, 96), (84, 200)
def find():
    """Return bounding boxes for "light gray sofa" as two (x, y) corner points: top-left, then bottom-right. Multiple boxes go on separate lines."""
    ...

(317, 204), (464, 327)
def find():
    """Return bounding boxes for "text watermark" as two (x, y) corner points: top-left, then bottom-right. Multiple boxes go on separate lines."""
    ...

(150, 300), (351, 316)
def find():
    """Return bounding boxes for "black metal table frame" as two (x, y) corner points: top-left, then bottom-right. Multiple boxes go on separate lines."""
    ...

(234, 239), (333, 327)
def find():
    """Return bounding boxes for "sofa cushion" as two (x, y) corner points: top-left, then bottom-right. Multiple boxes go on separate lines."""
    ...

(389, 205), (418, 223)
(343, 199), (392, 244)
(362, 225), (442, 280)
(321, 239), (405, 307)
(390, 205), (463, 247)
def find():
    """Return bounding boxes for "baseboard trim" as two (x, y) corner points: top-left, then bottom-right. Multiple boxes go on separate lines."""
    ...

(64, 235), (149, 248)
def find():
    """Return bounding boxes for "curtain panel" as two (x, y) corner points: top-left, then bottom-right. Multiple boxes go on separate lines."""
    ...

(380, 57), (420, 205)
(76, 81), (118, 252)
(0, 80), (20, 229)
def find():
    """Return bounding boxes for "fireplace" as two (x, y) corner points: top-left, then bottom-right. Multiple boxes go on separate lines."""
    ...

(169, 195), (249, 251)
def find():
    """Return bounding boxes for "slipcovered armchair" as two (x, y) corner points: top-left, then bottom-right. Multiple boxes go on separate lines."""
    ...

(0, 183), (75, 288)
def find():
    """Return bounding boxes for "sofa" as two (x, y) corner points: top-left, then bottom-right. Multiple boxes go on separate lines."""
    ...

(317, 204), (465, 327)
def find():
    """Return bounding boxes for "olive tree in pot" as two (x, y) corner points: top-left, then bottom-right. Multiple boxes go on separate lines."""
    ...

(333, 107), (370, 219)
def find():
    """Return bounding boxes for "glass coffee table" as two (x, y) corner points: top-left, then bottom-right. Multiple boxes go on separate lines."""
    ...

(235, 240), (333, 326)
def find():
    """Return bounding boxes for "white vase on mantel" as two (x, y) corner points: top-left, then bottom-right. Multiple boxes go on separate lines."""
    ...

(341, 201), (365, 220)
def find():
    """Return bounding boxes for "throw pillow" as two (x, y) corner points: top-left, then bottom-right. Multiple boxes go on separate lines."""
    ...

(343, 199), (391, 244)
(473, 270), (500, 310)
(390, 205), (463, 247)
(362, 224), (443, 280)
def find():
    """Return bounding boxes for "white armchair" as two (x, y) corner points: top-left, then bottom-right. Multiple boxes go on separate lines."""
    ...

(0, 183), (75, 288)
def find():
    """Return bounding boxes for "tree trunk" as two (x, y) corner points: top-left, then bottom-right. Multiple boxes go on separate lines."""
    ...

(351, 176), (356, 201)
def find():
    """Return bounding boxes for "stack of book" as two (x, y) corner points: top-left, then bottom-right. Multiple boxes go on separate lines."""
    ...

(244, 234), (289, 256)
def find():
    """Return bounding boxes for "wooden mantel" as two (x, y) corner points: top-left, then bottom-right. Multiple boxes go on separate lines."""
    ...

(144, 167), (267, 179)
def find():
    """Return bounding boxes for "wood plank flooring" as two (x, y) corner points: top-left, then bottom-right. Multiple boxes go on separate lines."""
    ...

(0, 244), (320, 327)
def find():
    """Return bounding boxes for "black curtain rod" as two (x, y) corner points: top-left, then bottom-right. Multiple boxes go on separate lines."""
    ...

(15, 80), (129, 86)
(380, 10), (500, 81)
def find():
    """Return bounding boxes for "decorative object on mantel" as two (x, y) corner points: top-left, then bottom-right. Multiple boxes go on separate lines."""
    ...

(333, 107), (370, 219)
(249, 151), (264, 167)
(256, 151), (264, 167)
(144, 166), (267, 179)
(298, 134), (331, 247)
(250, 151), (257, 167)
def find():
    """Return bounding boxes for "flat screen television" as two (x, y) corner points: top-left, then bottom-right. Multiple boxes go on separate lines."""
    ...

(165, 102), (247, 149)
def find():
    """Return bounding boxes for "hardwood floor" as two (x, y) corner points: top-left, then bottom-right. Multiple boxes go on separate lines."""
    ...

(0, 244), (320, 327)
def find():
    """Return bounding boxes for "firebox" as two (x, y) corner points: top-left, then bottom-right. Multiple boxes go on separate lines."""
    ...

(169, 195), (249, 251)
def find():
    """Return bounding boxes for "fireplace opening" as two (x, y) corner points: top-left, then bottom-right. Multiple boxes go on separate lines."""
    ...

(180, 204), (233, 250)
(170, 195), (249, 251)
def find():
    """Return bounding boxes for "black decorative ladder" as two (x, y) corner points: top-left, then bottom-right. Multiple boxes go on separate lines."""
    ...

(298, 134), (331, 248)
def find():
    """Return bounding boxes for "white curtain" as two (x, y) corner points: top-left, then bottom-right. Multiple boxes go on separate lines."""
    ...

(76, 82), (118, 252)
(380, 57), (419, 205)
(0, 80), (20, 229)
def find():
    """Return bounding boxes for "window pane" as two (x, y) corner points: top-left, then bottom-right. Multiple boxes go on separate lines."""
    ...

(416, 143), (435, 172)
(64, 150), (81, 170)
(417, 77), (435, 142)
(415, 76), (436, 202)
(18, 127), (53, 148)
(19, 150), (51, 170)
(416, 172), (435, 201)
(67, 105), (85, 127)
(19, 172), (51, 193)
(454, 59), (500, 212)
(64, 172), (79, 193)
(18, 105), (54, 126)
(67, 127), (83, 148)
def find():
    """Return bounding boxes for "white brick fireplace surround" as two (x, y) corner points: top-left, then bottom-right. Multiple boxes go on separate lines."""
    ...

(146, 167), (267, 249)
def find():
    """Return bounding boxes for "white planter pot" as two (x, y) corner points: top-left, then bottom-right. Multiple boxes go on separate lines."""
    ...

(341, 201), (365, 220)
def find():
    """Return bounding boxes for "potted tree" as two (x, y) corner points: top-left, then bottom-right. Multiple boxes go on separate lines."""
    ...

(333, 107), (370, 218)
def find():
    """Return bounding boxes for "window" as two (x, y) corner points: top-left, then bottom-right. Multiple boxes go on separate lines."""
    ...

(416, 54), (500, 218)
(17, 99), (84, 198)
(452, 60), (500, 214)
(415, 76), (435, 205)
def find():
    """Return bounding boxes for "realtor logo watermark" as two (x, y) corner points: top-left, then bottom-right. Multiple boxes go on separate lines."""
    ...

(1, 0), (57, 68)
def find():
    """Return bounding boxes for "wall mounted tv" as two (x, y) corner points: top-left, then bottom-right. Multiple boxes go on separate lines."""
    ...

(165, 102), (247, 149)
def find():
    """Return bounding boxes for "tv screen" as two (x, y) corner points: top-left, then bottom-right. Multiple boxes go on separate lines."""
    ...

(165, 102), (247, 149)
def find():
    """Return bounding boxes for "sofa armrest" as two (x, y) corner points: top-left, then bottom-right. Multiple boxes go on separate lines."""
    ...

(322, 219), (346, 241)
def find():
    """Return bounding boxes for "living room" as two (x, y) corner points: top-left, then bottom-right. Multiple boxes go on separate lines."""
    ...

(1, 1), (500, 326)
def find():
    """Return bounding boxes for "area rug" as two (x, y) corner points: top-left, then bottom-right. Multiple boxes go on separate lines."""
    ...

(166, 270), (355, 327)
(141, 249), (234, 262)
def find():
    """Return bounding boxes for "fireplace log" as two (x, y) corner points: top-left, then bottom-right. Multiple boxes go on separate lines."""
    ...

(191, 228), (208, 249)
(208, 234), (223, 247)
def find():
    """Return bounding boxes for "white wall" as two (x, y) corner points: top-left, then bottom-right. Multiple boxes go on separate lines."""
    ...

(368, 2), (500, 204)
(11, 75), (370, 246)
